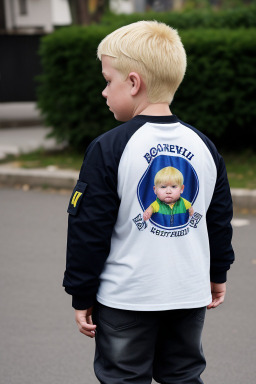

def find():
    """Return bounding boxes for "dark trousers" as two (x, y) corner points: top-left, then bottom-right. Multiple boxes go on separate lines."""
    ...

(93, 303), (206, 384)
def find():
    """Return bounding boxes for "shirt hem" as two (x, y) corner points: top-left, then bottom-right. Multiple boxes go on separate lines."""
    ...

(96, 295), (212, 311)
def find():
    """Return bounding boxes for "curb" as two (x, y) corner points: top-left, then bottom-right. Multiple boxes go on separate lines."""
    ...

(0, 119), (43, 128)
(231, 188), (256, 211)
(0, 167), (256, 210)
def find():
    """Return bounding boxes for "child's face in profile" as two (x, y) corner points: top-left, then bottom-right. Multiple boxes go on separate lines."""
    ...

(101, 55), (134, 122)
(153, 181), (184, 204)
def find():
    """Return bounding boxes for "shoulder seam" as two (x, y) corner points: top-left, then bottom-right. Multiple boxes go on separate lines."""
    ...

(177, 119), (220, 171)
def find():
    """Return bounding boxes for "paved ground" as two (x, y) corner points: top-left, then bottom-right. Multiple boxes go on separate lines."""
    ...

(0, 187), (255, 384)
(0, 102), (41, 127)
(0, 102), (65, 159)
(0, 102), (39, 119)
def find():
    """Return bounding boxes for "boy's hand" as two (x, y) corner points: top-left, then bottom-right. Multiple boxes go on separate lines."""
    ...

(75, 307), (96, 338)
(189, 206), (194, 216)
(207, 282), (226, 309)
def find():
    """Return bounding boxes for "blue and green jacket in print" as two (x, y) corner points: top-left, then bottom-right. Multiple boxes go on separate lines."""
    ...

(151, 197), (191, 227)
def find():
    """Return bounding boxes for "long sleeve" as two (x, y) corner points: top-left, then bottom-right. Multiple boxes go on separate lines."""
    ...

(206, 154), (234, 283)
(63, 138), (120, 309)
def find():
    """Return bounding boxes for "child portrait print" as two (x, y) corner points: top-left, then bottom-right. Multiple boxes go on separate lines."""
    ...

(138, 154), (199, 229)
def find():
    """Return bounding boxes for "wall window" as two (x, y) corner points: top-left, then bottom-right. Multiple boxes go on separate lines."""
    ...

(19, 0), (28, 15)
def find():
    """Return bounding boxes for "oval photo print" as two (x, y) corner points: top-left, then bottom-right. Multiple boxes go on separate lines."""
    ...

(137, 155), (199, 230)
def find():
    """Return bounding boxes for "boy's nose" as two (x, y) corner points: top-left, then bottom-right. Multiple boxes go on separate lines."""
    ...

(102, 88), (107, 98)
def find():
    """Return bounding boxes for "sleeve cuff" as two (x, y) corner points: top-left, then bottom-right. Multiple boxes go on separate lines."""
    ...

(72, 295), (96, 310)
(210, 270), (227, 283)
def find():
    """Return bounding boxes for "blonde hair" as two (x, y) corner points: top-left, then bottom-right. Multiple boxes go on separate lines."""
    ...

(97, 21), (187, 104)
(154, 167), (184, 186)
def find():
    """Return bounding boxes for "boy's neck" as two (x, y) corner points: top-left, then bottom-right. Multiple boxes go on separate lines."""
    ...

(136, 103), (172, 117)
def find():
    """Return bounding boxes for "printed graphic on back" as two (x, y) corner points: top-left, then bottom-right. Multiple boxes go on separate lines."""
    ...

(137, 155), (199, 230)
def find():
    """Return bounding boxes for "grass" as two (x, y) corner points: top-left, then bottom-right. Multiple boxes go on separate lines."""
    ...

(1, 148), (256, 190)
(0, 148), (84, 171)
(222, 151), (256, 190)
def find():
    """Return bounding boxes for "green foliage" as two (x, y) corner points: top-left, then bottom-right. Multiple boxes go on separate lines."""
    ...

(183, 0), (256, 11)
(37, 26), (256, 150)
(101, 5), (256, 29)
(37, 25), (115, 149)
(174, 28), (256, 148)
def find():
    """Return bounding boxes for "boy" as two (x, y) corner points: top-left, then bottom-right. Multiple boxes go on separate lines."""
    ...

(143, 166), (194, 226)
(63, 21), (234, 384)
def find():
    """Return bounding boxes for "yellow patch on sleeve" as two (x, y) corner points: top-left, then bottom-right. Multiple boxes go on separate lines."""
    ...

(67, 181), (87, 215)
(71, 191), (82, 208)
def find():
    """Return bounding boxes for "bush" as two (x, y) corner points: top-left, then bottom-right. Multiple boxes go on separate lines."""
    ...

(101, 6), (256, 30)
(175, 28), (256, 149)
(37, 26), (256, 150)
(37, 25), (115, 149)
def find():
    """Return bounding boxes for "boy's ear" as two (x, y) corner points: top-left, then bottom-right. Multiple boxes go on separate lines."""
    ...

(128, 72), (142, 96)
(181, 185), (185, 193)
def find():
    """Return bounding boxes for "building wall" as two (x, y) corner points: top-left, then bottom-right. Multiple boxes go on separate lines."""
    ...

(4, 0), (71, 33)
(0, 34), (43, 101)
(0, 0), (6, 29)
(0, 0), (71, 102)
(110, 0), (184, 13)
(110, 0), (134, 14)
(51, 0), (72, 26)
(4, 0), (52, 32)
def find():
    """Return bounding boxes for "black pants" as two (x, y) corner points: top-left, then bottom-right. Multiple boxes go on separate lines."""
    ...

(93, 303), (206, 384)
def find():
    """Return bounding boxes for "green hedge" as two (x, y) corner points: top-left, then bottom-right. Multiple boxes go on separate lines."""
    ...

(101, 6), (256, 29)
(174, 28), (256, 148)
(37, 26), (256, 150)
(37, 26), (115, 149)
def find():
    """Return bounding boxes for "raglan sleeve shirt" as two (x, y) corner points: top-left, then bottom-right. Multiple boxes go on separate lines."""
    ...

(63, 137), (120, 310)
(63, 115), (234, 312)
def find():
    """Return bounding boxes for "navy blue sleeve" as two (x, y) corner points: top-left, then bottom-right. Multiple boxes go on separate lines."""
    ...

(206, 154), (235, 283)
(63, 137), (120, 309)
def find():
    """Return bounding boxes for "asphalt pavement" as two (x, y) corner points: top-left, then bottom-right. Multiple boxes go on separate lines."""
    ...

(0, 187), (255, 384)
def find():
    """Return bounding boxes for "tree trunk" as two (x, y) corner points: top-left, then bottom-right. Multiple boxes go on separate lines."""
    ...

(68, 0), (108, 25)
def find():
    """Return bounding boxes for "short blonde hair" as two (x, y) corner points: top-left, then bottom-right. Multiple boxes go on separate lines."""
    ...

(154, 167), (184, 186)
(97, 21), (187, 104)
